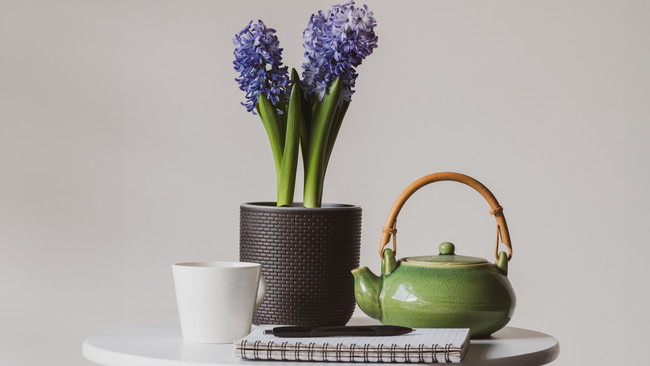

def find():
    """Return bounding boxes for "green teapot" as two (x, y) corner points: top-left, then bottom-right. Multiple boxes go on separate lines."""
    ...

(352, 172), (516, 338)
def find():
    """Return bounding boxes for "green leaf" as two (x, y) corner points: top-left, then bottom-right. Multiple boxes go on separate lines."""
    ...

(299, 87), (312, 174)
(257, 96), (285, 179)
(315, 100), (350, 203)
(303, 77), (342, 208)
(277, 69), (302, 207)
(324, 100), (349, 174)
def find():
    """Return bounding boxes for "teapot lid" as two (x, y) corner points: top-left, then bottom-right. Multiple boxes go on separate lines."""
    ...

(402, 242), (488, 266)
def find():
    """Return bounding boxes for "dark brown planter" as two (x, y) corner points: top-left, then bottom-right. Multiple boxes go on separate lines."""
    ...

(239, 202), (362, 326)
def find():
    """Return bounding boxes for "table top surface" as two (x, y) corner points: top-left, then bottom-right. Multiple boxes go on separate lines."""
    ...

(82, 319), (559, 366)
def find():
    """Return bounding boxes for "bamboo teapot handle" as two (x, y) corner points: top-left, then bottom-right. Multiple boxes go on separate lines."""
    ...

(379, 172), (513, 261)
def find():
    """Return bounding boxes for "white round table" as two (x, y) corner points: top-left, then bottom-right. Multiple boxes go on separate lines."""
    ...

(82, 319), (559, 366)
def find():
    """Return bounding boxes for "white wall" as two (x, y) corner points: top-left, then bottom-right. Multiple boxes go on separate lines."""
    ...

(1, 1), (648, 365)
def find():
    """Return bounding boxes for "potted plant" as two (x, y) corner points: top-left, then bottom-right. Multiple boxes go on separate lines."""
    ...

(234, 1), (378, 326)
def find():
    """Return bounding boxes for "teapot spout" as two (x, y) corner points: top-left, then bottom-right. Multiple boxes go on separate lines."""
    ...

(351, 266), (382, 320)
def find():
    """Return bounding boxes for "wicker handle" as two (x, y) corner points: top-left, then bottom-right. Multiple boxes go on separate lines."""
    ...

(379, 172), (512, 261)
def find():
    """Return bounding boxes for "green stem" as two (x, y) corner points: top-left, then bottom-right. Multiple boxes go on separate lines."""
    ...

(276, 69), (302, 207)
(303, 78), (341, 208)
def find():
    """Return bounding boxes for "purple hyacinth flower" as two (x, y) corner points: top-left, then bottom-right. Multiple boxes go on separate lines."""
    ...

(301, 1), (378, 103)
(233, 20), (290, 114)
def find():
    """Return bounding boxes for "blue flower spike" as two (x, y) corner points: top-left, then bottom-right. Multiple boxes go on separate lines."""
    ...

(233, 20), (290, 114)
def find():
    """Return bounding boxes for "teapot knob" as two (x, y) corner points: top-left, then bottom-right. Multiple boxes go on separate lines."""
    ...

(439, 242), (455, 255)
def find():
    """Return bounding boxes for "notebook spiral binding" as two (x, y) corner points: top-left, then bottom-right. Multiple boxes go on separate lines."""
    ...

(336, 343), (343, 362)
(445, 344), (452, 363)
(432, 344), (438, 363)
(267, 341), (274, 360)
(308, 342), (316, 361)
(418, 344), (426, 363)
(239, 340), (455, 363)
(253, 340), (261, 360)
(295, 342), (302, 361)
(281, 341), (289, 360)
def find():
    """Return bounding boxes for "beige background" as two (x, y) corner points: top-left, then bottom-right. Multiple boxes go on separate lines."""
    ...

(1, 1), (648, 365)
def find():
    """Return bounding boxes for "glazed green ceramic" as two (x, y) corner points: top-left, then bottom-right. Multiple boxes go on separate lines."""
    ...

(354, 173), (517, 338)
(352, 243), (516, 338)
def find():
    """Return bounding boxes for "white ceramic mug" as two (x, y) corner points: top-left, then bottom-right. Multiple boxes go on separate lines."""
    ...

(172, 261), (266, 343)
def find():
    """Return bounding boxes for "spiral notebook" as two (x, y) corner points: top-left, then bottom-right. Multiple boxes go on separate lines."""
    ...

(234, 326), (471, 363)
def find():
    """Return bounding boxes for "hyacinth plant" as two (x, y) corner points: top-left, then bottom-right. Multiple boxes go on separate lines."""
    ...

(233, 1), (378, 208)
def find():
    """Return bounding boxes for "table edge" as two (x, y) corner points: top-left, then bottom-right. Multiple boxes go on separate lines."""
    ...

(82, 321), (560, 366)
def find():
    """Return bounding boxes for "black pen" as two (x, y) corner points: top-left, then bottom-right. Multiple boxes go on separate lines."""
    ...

(263, 325), (414, 338)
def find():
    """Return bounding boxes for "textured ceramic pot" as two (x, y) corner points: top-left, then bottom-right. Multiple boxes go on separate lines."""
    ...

(352, 172), (516, 338)
(239, 202), (362, 326)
